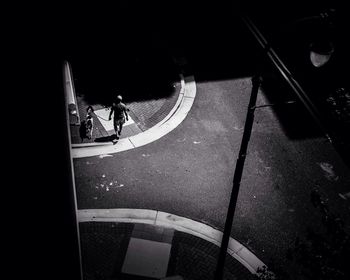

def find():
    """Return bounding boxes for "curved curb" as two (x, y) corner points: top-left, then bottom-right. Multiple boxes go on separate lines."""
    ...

(77, 208), (266, 275)
(72, 74), (196, 158)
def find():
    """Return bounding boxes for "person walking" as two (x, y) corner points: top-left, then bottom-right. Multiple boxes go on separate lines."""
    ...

(79, 120), (87, 142)
(108, 95), (129, 140)
(79, 105), (94, 142)
(85, 106), (94, 140)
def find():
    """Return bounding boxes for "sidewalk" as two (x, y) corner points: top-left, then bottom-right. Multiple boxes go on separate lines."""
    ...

(78, 209), (260, 280)
(70, 80), (181, 145)
(70, 74), (196, 158)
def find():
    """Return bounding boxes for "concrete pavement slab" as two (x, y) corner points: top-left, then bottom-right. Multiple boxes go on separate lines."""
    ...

(122, 237), (171, 278)
(94, 108), (136, 132)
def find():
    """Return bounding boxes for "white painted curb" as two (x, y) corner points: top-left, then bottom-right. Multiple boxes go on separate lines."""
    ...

(72, 75), (196, 158)
(78, 209), (266, 275)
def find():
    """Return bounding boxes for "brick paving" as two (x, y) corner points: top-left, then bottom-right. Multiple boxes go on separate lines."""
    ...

(167, 231), (256, 280)
(79, 222), (256, 280)
(79, 222), (134, 280)
(127, 82), (180, 131)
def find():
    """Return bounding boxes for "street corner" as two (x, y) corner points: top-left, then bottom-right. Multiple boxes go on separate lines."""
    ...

(71, 74), (196, 159)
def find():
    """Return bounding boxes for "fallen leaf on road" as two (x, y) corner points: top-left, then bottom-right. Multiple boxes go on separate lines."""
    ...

(233, 126), (243, 131)
(339, 192), (350, 200)
(142, 154), (151, 157)
(193, 141), (201, 144)
(102, 174), (106, 178)
(109, 182), (113, 186)
(318, 162), (339, 181)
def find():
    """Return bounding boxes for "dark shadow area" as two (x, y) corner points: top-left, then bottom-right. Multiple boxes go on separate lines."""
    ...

(260, 72), (324, 139)
(60, 2), (182, 106)
(177, 7), (261, 82)
(94, 134), (118, 143)
(68, 48), (178, 106)
(63, 2), (262, 105)
(113, 273), (156, 280)
(241, 0), (350, 164)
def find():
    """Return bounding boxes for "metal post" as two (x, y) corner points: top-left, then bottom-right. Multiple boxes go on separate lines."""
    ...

(64, 61), (81, 125)
(62, 61), (84, 280)
(214, 75), (262, 280)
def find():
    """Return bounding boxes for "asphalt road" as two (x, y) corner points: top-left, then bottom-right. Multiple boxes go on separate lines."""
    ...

(73, 72), (350, 275)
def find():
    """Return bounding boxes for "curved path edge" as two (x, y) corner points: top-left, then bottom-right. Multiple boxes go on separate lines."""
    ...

(72, 74), (195, 158)
(77, 208), (266, 275)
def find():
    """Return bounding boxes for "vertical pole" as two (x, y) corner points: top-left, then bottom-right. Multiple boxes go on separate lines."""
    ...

(62, 61), (84, 280)
(214, 76), (262, 280)
(64, 61), (80, 125)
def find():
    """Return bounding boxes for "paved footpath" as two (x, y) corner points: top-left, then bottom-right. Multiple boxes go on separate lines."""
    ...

(70, 75), (196, 158)
(70, 80), (181, 145)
